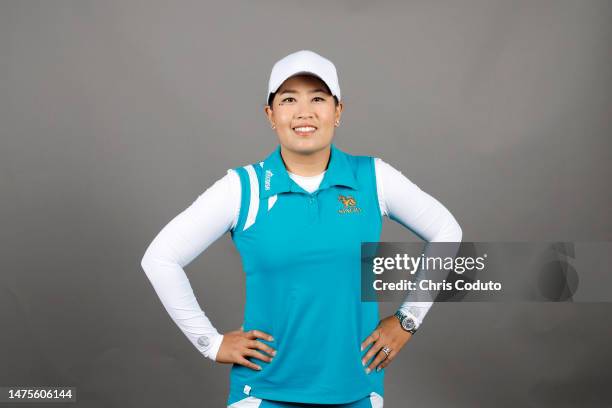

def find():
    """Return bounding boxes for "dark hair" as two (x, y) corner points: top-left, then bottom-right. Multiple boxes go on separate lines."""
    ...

(267, 80), (339, 109)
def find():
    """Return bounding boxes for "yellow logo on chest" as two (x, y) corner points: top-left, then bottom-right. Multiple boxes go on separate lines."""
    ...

(338, 194), (362, 214)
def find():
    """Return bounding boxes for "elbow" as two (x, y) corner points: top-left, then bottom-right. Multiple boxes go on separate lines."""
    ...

(140, 252), (152, 276)
(140, 254), (149, 271)
(453, 222), (463, 243)
(140, 244), (181, 276)
(140, 244), (158, 276)
(446, 207), (463, 243)
(140, 250), (164, 285)
(431, 217), (462, 243)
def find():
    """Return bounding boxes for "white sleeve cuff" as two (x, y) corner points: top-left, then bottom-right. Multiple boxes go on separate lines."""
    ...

(398, 302), (433, 328)
(197, 332), (224, 361)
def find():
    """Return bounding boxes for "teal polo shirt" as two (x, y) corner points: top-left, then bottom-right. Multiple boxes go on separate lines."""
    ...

(227, 144), (384, 405)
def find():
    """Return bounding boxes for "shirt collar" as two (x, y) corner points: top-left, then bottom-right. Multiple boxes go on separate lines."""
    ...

(259, 143), (358, 198)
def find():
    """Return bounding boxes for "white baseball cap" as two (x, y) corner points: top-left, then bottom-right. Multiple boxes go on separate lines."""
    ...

(266, 50), (341, 105)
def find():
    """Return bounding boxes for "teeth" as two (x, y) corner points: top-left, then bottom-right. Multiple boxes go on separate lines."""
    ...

(294, 127), (316, 132)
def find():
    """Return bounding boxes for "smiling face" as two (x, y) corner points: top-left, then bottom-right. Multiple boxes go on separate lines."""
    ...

(265, 74), (343, 156)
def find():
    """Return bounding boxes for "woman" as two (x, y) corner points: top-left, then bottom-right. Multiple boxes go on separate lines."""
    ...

(141, 50), (462, 407)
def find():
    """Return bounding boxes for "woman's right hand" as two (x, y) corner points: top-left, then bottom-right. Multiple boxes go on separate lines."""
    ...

(215, 327), (277, 371)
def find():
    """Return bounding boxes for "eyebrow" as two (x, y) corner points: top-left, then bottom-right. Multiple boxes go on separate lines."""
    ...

(278, 88), (328, 95)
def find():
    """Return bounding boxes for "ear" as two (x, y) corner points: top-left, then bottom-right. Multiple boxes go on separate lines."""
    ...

(335, 101), (344, 122)
(264, 105), (274, 127)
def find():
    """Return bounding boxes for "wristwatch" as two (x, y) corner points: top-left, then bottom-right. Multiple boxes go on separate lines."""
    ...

(394, 310), (418, 335)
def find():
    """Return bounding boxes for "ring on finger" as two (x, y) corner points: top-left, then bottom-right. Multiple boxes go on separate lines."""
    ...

(382, 346), (392, 358)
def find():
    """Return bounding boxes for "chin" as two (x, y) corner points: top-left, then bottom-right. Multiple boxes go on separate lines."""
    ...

(288, 142), (327, 155)
(283, 137), (332, 155)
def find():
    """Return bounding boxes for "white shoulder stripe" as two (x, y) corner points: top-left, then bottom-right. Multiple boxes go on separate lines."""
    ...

(268, 194), (277, 210)
(243, 165), (259, 231)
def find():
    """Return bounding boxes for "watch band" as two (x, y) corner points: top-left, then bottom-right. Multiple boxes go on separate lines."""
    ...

(394, 310), (418, 335)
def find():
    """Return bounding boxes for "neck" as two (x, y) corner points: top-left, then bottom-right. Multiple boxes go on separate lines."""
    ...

(280, 145), (331, 176)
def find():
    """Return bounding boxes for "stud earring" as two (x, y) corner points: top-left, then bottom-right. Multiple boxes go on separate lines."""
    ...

(335, 121), (340, 127)
(271, 124), (276, 129)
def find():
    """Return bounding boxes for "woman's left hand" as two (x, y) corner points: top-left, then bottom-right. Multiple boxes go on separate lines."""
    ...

(360, 314), (414, 373)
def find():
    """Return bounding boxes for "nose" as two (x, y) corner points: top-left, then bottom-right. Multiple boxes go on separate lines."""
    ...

(295, 99), (315, 120)
(296, 111), (314, 120)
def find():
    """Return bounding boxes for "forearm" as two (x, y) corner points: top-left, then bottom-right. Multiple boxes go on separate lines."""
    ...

(375, 157), (462, 326)
(141, 253), (224, 361)
(140, 170), (240, 361)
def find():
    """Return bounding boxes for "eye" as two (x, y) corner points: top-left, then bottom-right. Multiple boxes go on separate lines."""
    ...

(313, 96), (325, 102)
(281, 97), (295, 102)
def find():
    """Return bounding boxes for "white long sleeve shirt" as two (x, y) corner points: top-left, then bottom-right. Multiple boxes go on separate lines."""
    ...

(140, 157), (462, 362)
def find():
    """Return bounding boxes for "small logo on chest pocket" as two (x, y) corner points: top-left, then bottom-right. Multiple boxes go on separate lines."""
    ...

(338, 194), (362, 214)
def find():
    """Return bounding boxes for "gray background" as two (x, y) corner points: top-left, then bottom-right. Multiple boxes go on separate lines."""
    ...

(1, 0), (611, 407)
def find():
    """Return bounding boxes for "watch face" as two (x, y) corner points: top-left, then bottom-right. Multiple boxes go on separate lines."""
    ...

(402, 317), (416, 331)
